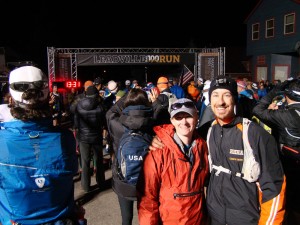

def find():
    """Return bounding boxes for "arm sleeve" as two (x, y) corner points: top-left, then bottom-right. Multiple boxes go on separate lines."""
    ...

(258, 176), (286, 225)
(137, 150), (162, 225)
(105, 97), (125, 152)
(252, 88), (286, 127)
(250, 124), (286, 224)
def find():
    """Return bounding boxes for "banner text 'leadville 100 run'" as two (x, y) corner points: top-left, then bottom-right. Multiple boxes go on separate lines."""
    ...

(76, 53), (195, 66)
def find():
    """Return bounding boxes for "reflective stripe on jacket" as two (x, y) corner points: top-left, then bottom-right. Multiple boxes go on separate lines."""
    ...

(206, 117), (286, 225)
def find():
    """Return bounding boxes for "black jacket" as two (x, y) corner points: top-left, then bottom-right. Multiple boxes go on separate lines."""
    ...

(120, 105), (155, 133)
(76, 96), (106, 144)
(252, 88), (300, 148)
(106, 94), (162, 153)
(155, 88), (173, 125)
(206, 116), (285, 224)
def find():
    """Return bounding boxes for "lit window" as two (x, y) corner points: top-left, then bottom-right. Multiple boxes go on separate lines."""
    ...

(252, 23), (260, 40)
(284, 13), (295, 34)
(265, 19), (274, 38)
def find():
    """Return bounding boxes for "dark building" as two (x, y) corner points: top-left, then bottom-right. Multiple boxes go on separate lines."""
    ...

(245, 0), (300, 82)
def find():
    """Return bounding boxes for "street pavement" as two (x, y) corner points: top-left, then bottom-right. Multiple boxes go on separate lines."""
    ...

(73, 155), (139, 225)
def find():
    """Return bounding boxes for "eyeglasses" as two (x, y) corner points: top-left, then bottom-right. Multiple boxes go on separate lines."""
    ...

(171, 102), (195, 111)
(10, 81), (48, 92)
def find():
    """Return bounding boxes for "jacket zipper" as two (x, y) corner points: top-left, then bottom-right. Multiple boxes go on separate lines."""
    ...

(188, 161), (192, 191)
(172, 153), (176, 177)
(173, 189), (203, 199)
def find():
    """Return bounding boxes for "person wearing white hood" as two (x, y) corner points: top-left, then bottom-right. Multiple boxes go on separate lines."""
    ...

(198, 80), (214, 127)
(0, 65), (80, 225)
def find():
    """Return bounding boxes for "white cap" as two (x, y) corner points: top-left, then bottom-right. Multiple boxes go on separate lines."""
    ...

(107, 80), (118, 94)
(9, 66), (49, 104)
(252, 83), (258, 90)
(198, 77), (204, 83)
(203, 80), (211, 105)
(203, 80), (211, 91)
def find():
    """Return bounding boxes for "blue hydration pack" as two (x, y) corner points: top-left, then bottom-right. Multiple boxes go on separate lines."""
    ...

(112, 127), (151, 200)
(0, 120), (78, 225)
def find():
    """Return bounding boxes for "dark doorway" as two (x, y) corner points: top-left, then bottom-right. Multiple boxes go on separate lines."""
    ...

(77, 65), (183, 86)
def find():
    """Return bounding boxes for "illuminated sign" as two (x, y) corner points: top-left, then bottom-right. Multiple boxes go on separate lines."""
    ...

(77, 53), (195, 66)
(65, 81), (81, 88)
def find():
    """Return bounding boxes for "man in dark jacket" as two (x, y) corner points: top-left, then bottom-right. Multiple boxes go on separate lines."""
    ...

(252, 78), (300, 225)
(70, 80), (94, 128)
(156, 76), (174, 125)
(205, 76), (286, 225)
(75, 85), (106, 192)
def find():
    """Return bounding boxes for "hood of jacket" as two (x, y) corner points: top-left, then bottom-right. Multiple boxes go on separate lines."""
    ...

(120, 105), (154, 131)
(78, 96), (100, 111)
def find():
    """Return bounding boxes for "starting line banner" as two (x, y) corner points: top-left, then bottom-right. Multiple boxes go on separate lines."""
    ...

(47, 47), (225, 82)
(77, 53), (195, 65)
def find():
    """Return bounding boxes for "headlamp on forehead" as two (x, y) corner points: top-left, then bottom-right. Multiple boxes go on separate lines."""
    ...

(209, 76), (238, 102)
(215, 78), (231, 86)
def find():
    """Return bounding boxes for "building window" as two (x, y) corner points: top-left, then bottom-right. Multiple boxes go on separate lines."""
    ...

(256, 66), (268, 81)
(252, 23), (260, 40)
(265, 19), (274, 38)
(284, 13), (295, 34)
(274, 65), (289, 82)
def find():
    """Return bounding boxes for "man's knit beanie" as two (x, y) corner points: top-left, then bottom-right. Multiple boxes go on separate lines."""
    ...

(209, 75), (238, 102)
(85, 86), (99, 97)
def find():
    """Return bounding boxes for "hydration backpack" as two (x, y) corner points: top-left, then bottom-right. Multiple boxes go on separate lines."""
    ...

(162, 92), (178, 113)
(207, 118), (261, 183)
(112, 127), (152, 200)
(0, 121), (77, 224)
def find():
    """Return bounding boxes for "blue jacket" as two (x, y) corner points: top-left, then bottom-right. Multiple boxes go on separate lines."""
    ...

(0, 119), (78, 225)
(170, 85), (185, 99)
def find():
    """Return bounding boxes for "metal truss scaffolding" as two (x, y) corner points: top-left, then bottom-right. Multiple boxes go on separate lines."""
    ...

(47, 47), (225, 81)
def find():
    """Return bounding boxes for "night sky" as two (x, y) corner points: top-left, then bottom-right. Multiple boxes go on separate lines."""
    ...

(1, 1), (259, 74)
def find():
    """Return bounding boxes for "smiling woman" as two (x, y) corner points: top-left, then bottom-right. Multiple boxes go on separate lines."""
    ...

(136, 97), (209, 225)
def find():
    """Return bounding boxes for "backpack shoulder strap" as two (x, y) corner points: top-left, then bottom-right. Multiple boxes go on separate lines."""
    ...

(161, 92), (171, 98)
(242, 118), (252, 152)
(208, 118), (260, 182)
(241, 118), (261, 182)
(161, 92), (177, 113)
(206, 119), (216, 172)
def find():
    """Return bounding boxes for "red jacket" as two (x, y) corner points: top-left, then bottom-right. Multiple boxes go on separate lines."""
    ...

(137, 124), (209, 225)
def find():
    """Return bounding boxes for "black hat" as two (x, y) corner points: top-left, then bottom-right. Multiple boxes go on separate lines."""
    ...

(209, 75), (238, 102)
(284, 78), (300, 102)
(94, 77), (103, 85)
(86, 86), (99, 97)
